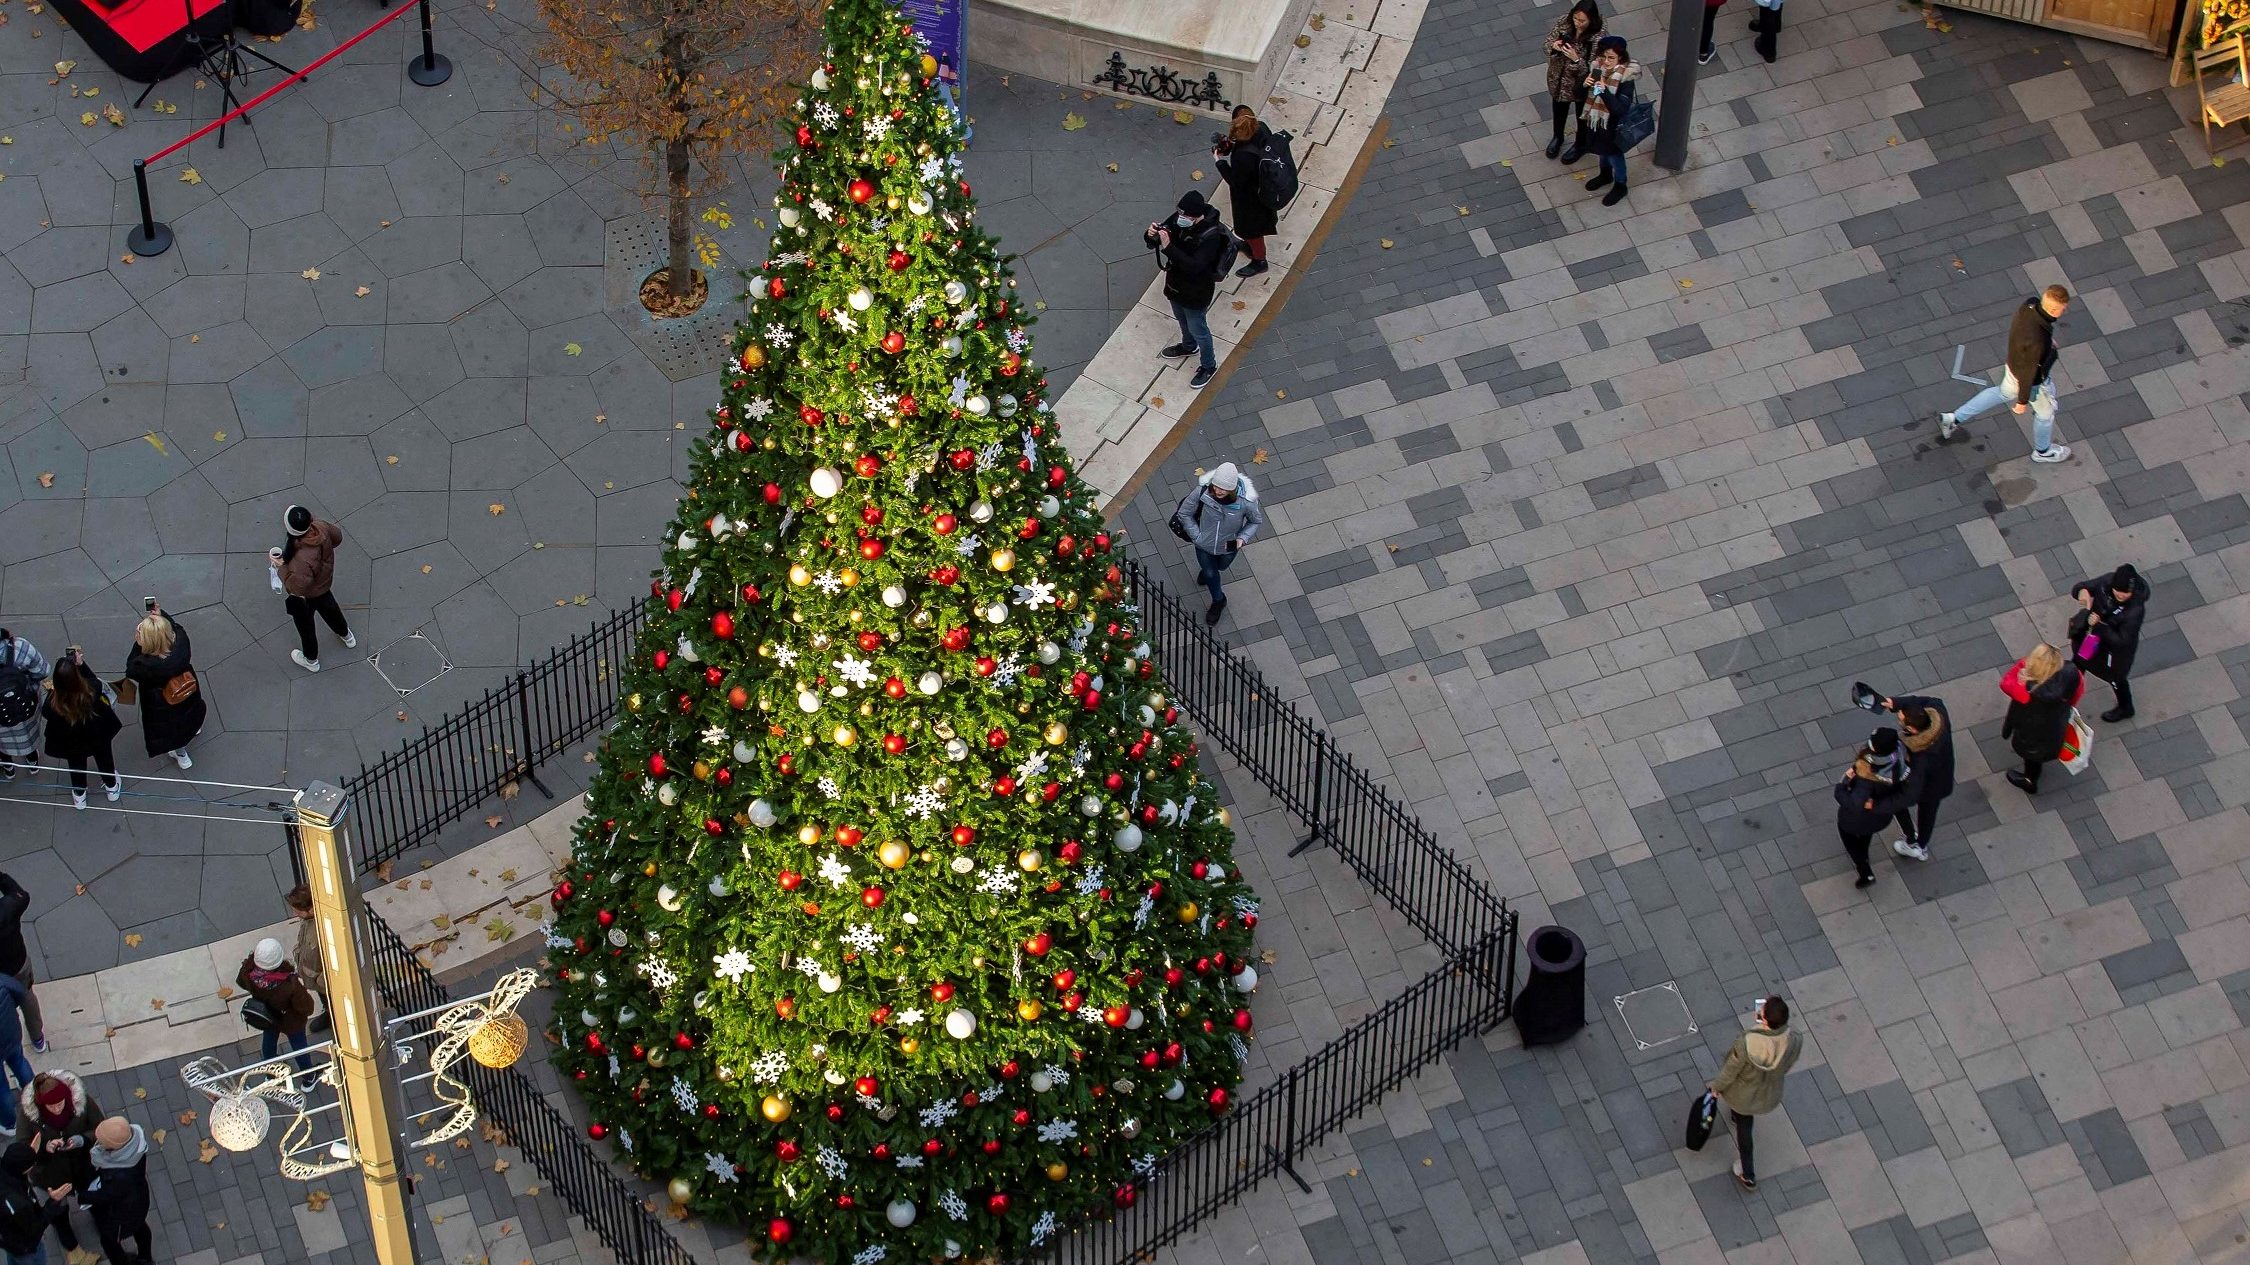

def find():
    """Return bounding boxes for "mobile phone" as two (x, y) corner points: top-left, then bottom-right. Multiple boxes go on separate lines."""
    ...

(142, 596), (158, 612)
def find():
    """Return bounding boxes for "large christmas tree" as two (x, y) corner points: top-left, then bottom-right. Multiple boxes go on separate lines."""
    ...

(542, 3), (1261, 1259)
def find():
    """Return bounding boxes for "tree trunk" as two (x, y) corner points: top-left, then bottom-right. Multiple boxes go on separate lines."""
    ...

(666, 136), (694, 299)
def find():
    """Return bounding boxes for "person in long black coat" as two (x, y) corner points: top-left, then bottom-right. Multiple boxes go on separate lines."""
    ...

(1880, 692), (1953, 861)
(1213, 106), (1279, 279)
(40, 652), (122, 809)
(2000, 644), (2082, 795)
(2069, 563), (2150, 723)
(1836, 745), (1916, 889)
(122, 609), (204, 769)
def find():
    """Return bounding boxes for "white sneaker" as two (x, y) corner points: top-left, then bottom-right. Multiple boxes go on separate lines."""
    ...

(342, 631), (358, 649)
(105, 779), (122, 802)
(292, 649), (322, 673)
(71, 791), (85, 811)
(1891, 838), (1928, 862)
(2030, 444), (2070, 463)
(1937, 412), (1958, 439)
(171, 749), (193, 769)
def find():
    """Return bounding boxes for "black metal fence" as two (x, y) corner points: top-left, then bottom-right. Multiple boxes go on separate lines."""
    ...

(338, 551), (1521, 1265)
(358, 909), (701, 1265)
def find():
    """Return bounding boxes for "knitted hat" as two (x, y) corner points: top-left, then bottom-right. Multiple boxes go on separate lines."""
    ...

(285, 505), (314, 536)
(35, 1079), (72, 1124)
(1596, 34), (1628, 57)
(2110, 564), (2138, 590)
(254, 937), (286, 971)
(1207, 462), (1241, 492)
(1176, 190), (1209, 216)
(1868, 728), (1899, 757)
(94, 1117), (131, 1150)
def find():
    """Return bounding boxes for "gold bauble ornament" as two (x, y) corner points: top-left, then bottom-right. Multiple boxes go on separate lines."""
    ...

(878, 840), (911, 869)
(798, 824), (822, 845)
(741, 345), (767, 370)
(921, 53), (937, 76)
(1017, 848), (1042, 872)
(789, 564), (813, 587)
(1044, 722), (1069, 745)
(760, 1095), (792, 1123)
(833, 725), (858, 747)
(626, 693), (644, 712)
(886, 194), (902, 211)
(900, 1036), (921, 1054)
(990, 548), (1016, 572)
(841, 568), (861, 587)
(762, 435), (777, 450)
(1045, 1162), (1069, 1182)
(1177, 901), (1200, 923)
(643, 862), (659, 878)
(692, 759), (711, 780)
(1017, 999), (1044, 1021)
(467, 1013), (528, 1069)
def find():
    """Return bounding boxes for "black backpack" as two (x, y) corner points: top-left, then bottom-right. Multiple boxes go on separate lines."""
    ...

(1167, 492), (1205, 543)
(0, 642), (38, 729)
(1257, 131), (1300, 210)
(0, 1179), (42, 1255)
(1211, 230), (1242, 283)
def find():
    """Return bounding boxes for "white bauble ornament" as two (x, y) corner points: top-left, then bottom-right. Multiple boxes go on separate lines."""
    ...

(847, 287), (873, 312)
(809, 466), (843, 499)
(944, 1009), (977, 1040)
(1138, 705), (1157, 727)
(580, 1010), (599, 1027)
(1037, 640), (1061, 664)
(797, 689), (821, 713)
(811, 67), (829, 89)
(964, 395), (989, 416)
(677, 639), (700, 662)
(817, 972), (842, 994)
(208, 1094), (271, 1152)
(617, 1006), (637, 1024)
(778, 206), (800, 228)
(943, 280), (969, 305)
(1115, 824), (1144, 852)
(748, 799), (778, 827)
(881, 584), (908, 608)
(1232, 965), (1259, 991)
(1080, 795), (1103, 817)
(909, 191), (933, 215)
(707, 876), (731, 897)
(985, 602), (1007, 624)
(1120, 1117), (1142, 1139)
(656, 782), (679, 807)
(945, 738), (969, 761)
(656, 885), (682, 912)
(823, 1068), (847, 1086)
(941, 336), (964, 357)
(676, 531), (697, 550)
(943, 1241), (962, 1260)
(918, 671), (943, 695)
(1039, 495), (1061, 518)
(886, 1200), (917, 1228)
(950, 856), (975, 874)
(693, 990), (711, 1011)
(1030, 1070), (1055, 1094)
(733, 740), (756, 764)
(1165, 1079), (1185, 1101)
(1207, 862), (1227, 881)
(1126, 1007), (1145, 1030)
(999, 395), (1020, 417)
(1158, 799), (1179, 824)
(969, 499), (994, 523)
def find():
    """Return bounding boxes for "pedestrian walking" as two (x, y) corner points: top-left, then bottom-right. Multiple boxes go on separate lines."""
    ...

(20, 1073), (100, 1265)
(0, 973), (35, 1140)
(1145, 191), (1231, 388)
(0, 1144), (49, 1265)
(121, 607), (201, 771)
(1939, 285), (2071, 462)
(1700, 0), (1727, 62)
(1171, 462), (1266, 627)
(1878, 692), (1954, 861)
(284, 885), (330, 1034)
(37, 653), (120, 812)
(1749, 0), (1783, 62)
(2069, 563), (2149, 723)
(2000, 643), (2083, 796)
(1579, 36), (1638, 207)
(1544, 0), (1602, 160)
(1835, 733), (1916, 888)
(81, 1119), (148, 1265)
(274, 505), (356, 673)
(1213, 106), (1277, 279)
(236, 938), (317, 1076)
(0, 877), (43, 1057)
(1707, 996), (1801, 1192)
(0, 633), (50, 783)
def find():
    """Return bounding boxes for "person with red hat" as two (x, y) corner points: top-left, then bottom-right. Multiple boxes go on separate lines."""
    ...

(18, 1073), (99, 1264)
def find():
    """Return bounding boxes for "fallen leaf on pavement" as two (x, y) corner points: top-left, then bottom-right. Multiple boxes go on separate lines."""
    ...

(396, 710), (408, 722)
(150, 998), (165, 1010)
(103, 104), (124, 126)
(1150, 397), (1165, 409)
(212, 431), (226, 442)
(493, 1158), (510, 1174)
(1458, 206), (1469, 215)
(1294, 33), (1311, 46)
(500, 869), (518, 882)
(375, 860), (396, 882)
(55, 60), (77, 76)
(198, 1138), (218, 1164)
(563, 342), (582, 356)
(1061, 112), (1086, 131)
(1310, 13), (1326, 28)
(485, 814), (505, 828)
(1173, 110), (1193, 124)
(301, 267), (320, 281)
(78, 112), (95, 127)
(593, 413), (607, 424)
(499, 781), (520, 800)
(1105, 162), (1118, 173)
(1251, 448), (1270, 464)
(119, 253), (134, 264)
(216, 986), (233, 1000)
(431, 915), (451, 931)
(1275, 389), (1287, 398)
(385, 455), (399, 464)
(1232, 301), (1247, 310)
(1678, 279), (1694, 289)
(488, 503), (505, 515)
(420, 564), (432, 574)
(305, 1190), (331, 1212)
(355, 285), (371, 297)
(125, 934), (143, 949)
(73, 884), (85, 896)
(151, 1129), (166, 1145)
(1379, 238), (1394, 249)
(485, 918), (515, 942)
(1191, 169), (1204, 181)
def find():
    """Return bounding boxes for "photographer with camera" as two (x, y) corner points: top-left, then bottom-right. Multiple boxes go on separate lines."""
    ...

(1212, 106), (1278, 279)
(1144, 190), (1232, 389)
(0, 631), (49, 783)
(39, 647), (121, 811)
(122, 601), (204, 771)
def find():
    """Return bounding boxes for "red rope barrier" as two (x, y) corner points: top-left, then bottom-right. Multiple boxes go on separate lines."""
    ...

(143, 0), (425, 165)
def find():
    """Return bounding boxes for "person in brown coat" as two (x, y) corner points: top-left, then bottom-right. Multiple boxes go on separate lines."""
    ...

(285, 885), (330, 1034)
(1545, 0), (1602, 161)
(236, 938), (317, 1074)
(272, 504), (355, 673)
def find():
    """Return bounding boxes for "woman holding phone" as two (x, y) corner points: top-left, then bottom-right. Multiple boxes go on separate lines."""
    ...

(39, 648), (121, 809)
(1544, 0), (1603, 161)
(123, 603), (204, 770)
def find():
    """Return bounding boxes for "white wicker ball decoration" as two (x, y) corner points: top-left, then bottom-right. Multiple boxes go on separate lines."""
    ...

(209, 1092), (272, 1152)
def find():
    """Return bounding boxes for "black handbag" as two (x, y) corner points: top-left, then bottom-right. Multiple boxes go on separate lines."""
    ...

(1616, 98), (1657, 152)
(1684, 1090), (1719, 1150)
(241, 996), (281, 1033)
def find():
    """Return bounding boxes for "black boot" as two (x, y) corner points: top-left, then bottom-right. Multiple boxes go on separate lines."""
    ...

(1584, 170), (1612, 192)
(2101, 682), (2134, 724)
(1546, 135), (1563, 159)
(2006, 770), (2039, 795)
(1204, 597), (1227, 626)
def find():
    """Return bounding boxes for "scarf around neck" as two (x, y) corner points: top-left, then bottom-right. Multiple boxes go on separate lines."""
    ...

(1585, 61), (1637, 129)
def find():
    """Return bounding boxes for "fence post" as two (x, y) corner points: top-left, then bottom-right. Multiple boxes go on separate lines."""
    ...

(1263, 1066), (1311, 1194)
(514, 671), (556, 801)
(126, 160), (173, 257)
(408, 0), (453, 86)
(1287, 732), (1329, 857)
(283, 819), (307, 890)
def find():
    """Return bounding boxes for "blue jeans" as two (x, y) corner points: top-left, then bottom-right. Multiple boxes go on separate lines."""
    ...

(1195, 546), (1237, 604)
(1955, 369), (2057, 451)
(1171, 301), (1216, 372)
(263, 1026), (313, 1072)
(0, 1048), (30, 1132)
(1599, 152), (1627, 186)
(7, 1239), (46, 1265)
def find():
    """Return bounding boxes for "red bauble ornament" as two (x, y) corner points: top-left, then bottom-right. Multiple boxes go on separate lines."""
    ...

(1104, 773), (1124, 791)
(776, 1140), (801, 1162)
(861, 886), (885, 908)
(826, 1103), (846, 1122)
(887, 250), (911, 271)
(884, 677), (907, 699)
(858, 538), (885, 561)
(595, 909), (615, 927)
(704, 818), (724, 837)
(675, 1031), (695, 1050)
(652, 649), (669, 670)
(986, 727), (1008, 749)
(666, 588), (685, 611)
(794, 124), (813, 148)
(1000, 1060), (1021, 1078)
(550, 879), (574, 905)
(854, 1075), (880, 1098)
(778, 870), (803, 890)
(587, 1122), (609, 1140)
(647, 753), (668, 777)
(932, 564), (961, 586)
(898, 394), (918, 415)
(799, 404), (825, 426)
(775, 995), (796, 1019)
(993, 776), (1016, 797)
(1049, 465), (1069, 488)
(1012, 1108), (1032, 1127)
(930, 981), (955, 1003)
(1059, 840), (1082, 862)
(933, 513), (958, 535)
(923, 1138), (943, 1156)
(1104, 1005), (1130, 1028)
(950, 824), (977, 847)
(837, 1194), (856, 1209)
(1139, 1049), (1160, 1070)
(859, 505), (884, 526)
(948, 449), (977, 471)
(703, 666), (723, 686)
(1116, 1184), (1137, 1209)
(974, 656), (997, 677)
(1233, 1008), (1254, 1030)
(1209, 1087), (1231, 1112)
(847, 178), (876, 204)
(1052, 969), (1077, 993)
(768, 276), (786, 299)
(728, 687), (749, 709)
(872, 1143), (891, 1160)
(940, 627), (969, 652)
(762, 483), (783, 504)
(1061, 990), (1083, 1011)
(881, 331), (906, 355)
(768, 1218), (794, 1245)
(1165, 968), (1185, 988)
(1163, 1041), (1184, 1066)
(882, 732), (906, 754)
(1024, 931), (1052, 956)
(711, 611), (735, 640)
(584, 1032), (605, 1053)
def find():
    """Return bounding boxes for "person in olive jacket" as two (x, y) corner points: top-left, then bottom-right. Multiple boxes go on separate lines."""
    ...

(1708, 996), (1800, 1191)
(1835, 732), (1916, 889)
(2000, 644), (2084, 795)
(2069, 563), (2150, 723)
(273, 504), (356, 673)
(1144, 191), (1231, 387)
(121, 609), (202, 770)
(1213, 106), (1278, 278)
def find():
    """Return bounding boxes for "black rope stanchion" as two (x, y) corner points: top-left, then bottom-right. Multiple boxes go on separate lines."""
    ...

(126, 159), (174, 257)
(409, 0), (452, 86)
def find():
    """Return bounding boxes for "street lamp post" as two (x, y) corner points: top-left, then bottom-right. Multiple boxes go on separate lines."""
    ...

(294, 781), (418, 1265)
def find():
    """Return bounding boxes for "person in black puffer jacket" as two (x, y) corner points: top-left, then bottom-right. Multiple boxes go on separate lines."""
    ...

(2069, 563), (2150, 723)
(1835, 732), (1917, 890)
(1144, 191), (1230, 387)
(84, 1117), (150, 1265)
(2000, 644), (2084, 795)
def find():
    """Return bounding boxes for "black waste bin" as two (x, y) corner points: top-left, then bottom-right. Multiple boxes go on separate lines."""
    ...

(1513, 924), (1586, 1047)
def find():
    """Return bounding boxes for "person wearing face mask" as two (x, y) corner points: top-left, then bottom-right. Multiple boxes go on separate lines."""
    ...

(1144, 191), (1231, 388)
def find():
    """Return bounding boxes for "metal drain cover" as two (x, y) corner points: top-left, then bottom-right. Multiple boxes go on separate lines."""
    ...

(1615, 982), (1696, 1051)
(603, 217), (748, 382)
(371, 631), (452, 696)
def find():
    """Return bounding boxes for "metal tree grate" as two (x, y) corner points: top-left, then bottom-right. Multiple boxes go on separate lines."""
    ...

(371, 631), (453, 696)
(1615, 981), (1697, 1051)
(603, 217), (745, 382)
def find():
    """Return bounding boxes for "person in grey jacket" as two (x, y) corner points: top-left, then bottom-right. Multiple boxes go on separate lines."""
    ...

(1175, 462), (1266, 626)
